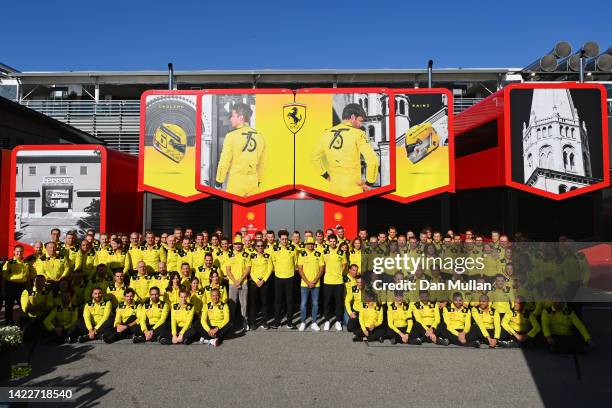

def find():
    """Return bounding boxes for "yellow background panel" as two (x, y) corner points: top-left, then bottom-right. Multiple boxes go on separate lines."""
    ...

(143, 146), (201, 197)
(254, 93), (295, 191)
(393, 145), (449, 197)
(294, 93), (333, 191)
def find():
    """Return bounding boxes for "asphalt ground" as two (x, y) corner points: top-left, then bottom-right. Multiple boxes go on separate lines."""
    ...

(2, 307), (612, 408)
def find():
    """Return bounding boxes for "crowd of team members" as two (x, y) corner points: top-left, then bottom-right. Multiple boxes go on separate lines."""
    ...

(0, 225), (592, 351)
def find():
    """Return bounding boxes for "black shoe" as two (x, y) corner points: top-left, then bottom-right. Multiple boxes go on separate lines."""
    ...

(78, 335), (89, 343)
(378, 336), (385, 343)
(412, 337), (423, 345)
(436, 338), (449, 346)
(102, 335), (114, 344)
(184, 338), (194, 345)
(262, 323), (270, 330)
(469, 340), (481, 348)
(390, 338), (397, 345)
(64, 337), (75, 344)
(352, 335), (362, 342)
(133, 336), (145, 344)
(159, 337), (172, 345)
(270, 323), (279, 330)
(287, 324), (296, 330)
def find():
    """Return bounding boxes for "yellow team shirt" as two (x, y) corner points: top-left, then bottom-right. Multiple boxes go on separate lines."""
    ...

(271, 244), (297, 279)
(322, 247), (346, 285)
(201, 301), (230, 331)
(249, 253), (273, 283)
(298, 249), (323, 287)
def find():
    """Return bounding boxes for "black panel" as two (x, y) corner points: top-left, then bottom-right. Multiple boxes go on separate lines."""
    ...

(151, 198), (224, 235)
(359, 196), (443, 235)
(455, 120), (498, 158)
(76, 191), (100, 197)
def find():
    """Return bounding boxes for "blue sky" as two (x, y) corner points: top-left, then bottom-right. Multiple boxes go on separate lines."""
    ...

(4, 0), (611, 71)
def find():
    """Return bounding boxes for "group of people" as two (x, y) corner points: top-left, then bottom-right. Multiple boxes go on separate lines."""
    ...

(0, 225), (592, 352)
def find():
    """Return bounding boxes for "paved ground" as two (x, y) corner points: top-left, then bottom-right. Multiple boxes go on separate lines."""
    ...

(3, 307), (612, 408)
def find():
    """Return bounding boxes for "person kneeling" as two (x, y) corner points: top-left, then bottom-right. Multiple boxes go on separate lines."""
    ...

(542, 301), (591, 354)
(44, 290), (78, 343)
(199, 288), (232, 347)
(103, 288), (140, 343)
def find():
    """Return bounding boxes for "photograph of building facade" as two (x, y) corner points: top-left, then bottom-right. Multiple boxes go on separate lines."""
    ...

(521, 88), (601, 193)
(14, 149), (101, 244)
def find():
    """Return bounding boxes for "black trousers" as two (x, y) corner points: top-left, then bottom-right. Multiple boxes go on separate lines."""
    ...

(548, 333), (589, 353)
(385, 326), (422, 344)
(171, 324), (199, 345)
(249, 280), (269, 326)
(3, 281), (26, 326)
(353, 324), (386, 342)
(437, 323), (467, 346)
(66, 318), (114, 342)
(274, 277), (294, 325)
(197, 321), (233, 341)
(412, 323), (437, 342)
(323, 283), (344, 323)
(103, 316), (139, 343)
(22, 316), (46, 342)
(467, 328), (495, 343)
(346, 315), (360, 333)
(134, 321), (171, 341)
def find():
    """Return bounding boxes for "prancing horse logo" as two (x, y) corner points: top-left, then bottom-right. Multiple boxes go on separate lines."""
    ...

(283, 103), (307, 133)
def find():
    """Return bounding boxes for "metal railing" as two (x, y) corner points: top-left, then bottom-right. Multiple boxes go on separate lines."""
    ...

(20, 97), (485, 154)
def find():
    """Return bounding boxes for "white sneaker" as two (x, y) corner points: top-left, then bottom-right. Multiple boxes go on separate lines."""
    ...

(298, 323), (306, 331)
(311, 322), (320, 331)
(323, 321), (330, 331)
(199, 337), (209, 345)
(210, 338), (219, 347)
(245, 324), (250, 332)
(334, 322), (342, 331)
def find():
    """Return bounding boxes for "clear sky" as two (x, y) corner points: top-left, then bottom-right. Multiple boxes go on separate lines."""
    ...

(4, 0), (611, 71)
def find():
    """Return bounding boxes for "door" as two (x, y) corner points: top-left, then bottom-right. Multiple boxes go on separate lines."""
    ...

(265, 198), (323, 233)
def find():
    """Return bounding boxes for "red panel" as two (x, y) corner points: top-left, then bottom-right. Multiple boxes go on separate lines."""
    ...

(455, 148), (504, 190)
(0, 150), (11, 257)
(232, 201), (266, 237)
(105, 148), (143, 234)
(323, 201), (357, 239)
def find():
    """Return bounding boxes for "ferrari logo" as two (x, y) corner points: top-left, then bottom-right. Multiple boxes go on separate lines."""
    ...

(283, 103), (306, 133)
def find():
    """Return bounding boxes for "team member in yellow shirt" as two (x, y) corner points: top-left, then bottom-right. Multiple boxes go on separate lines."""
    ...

(271, 230), (297, 329)
(468, 294), (501, 348)
(226, 236), (251, 330)
(198, 288), (232, 347)
(248, 240), (273, 330)
(133, 286), (170, 344)
(164, 235), (182, 273)
(130, 261), (153, 303)
(177, 238), (194, 271)
(354, 292), (385, 342)
(106, 270), (128, 307)
(386, 292), (422, 345)
(297, 237), (324, 331)
(44, 290), (78, 343)
(68, 287), (113, 343)
(151, 261), (170, 297)
(103, 288), (140, 343)
(34, 242), (69, 284)
(106, 238), (131, 276)
(321, 235), (347, 331)
(85, 264), (112, 302)
(74, 240), (97, 279)
(63, 232), (80, 272)
(439, 293), (473, 346)
(167, 288), (197, 345)
(542, 301), (591, 353)
(191, 234), (208, 270)
(345, 275), (364, 334)
(20, 275), (53, 341)
(311, 103), (379, 196)
(195, 254), (216, 288)
(164, 272), (182, 306)
(215, 102), (265, 197)
(139, 231), (167, 275)
(499, 296), (541, 348)
(202, 270), (228, 304)
(2, 245), (32, 325)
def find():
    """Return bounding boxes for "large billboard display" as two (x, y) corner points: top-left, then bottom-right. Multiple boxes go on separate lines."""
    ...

(507, 83), (609, 199)
(196, 90), (295, 202)
(294, 89), (395, 203)
(385, 89), (454, 202)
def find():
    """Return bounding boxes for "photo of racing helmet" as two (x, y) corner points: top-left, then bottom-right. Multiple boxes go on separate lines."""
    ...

(405, 122), (439, 163)
(153, 123), (187, 163)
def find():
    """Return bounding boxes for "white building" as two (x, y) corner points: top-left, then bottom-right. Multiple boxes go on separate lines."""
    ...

(522, 89), (595, 193)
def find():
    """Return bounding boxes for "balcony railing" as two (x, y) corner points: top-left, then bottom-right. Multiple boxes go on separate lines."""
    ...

(20, 97), (485, 154)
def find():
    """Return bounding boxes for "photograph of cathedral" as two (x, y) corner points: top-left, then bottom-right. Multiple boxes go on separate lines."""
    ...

(511, 88), (604, 194)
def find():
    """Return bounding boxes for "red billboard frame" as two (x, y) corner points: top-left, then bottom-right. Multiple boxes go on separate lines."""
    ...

(294, 87), (397, 204)
(383, 88), (455, 203)
(9, 145), (142, 254)
(503, 82), (610, 200)
(194, 88), (296, 203)
(138, 90), (210, 203)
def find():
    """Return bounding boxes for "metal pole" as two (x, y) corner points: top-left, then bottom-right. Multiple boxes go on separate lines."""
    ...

(168, 63), (174, 90)
(427, 60), (433, 88)
(579, 51), (585, 83)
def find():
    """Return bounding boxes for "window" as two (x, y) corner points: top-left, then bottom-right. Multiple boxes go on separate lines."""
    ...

(50, 166), (57, 175)
(539, 145), (553, 168)
(80, 166), (87, 175)
(15, 166), (18, 175)
(563, 145), (575, 171)
(59, 166), (67, 175)
(548, 125), (552, 137)
(399, 100), (406, 115)
(28, 166), (36, 176)
(527, 153), (533, 168)
(28, 199), (35, 214)
(368, 126), (375, 141)
(558, 185), (568, 194)
(364, 98), (368, 113)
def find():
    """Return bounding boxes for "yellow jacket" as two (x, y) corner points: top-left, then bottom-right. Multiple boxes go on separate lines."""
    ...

(171, 303), (195, 336)
(215, 124), (265, 191)
(201, 301), (230, 331)
(311, 122), (379, 196)
(44, 303), (78, 331)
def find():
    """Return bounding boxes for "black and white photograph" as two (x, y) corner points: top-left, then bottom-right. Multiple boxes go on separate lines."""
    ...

(510, 88), (605, 194)
(14, 149), (102, 244)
